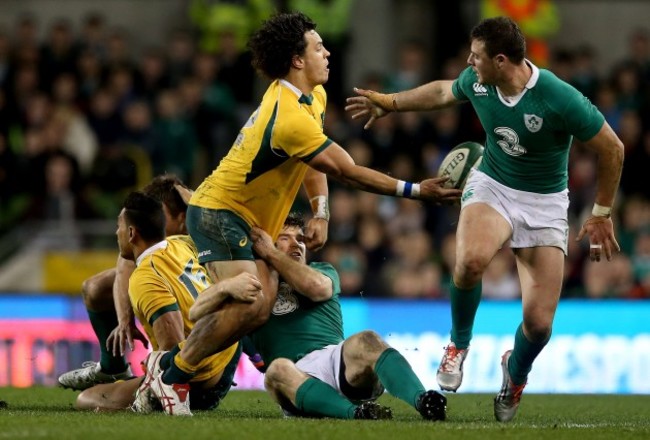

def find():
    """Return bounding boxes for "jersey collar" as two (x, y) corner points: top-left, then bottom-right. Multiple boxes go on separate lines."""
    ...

(496, 59), (540, 106)
(524, 59), (540, 88)
(136, 240), (168, 266)
(279, 79), (313, 105)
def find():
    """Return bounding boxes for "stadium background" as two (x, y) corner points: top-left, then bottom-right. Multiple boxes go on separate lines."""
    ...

(0, 0), (648, 394)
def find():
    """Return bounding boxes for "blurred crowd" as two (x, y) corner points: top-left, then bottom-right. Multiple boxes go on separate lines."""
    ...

(0, 9), (649, 300)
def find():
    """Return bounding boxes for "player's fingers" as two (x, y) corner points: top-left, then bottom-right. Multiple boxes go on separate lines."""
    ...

(364, 116), (377, 130)
(575, 227), (586, 242)
(350, 109), (370, 120)
(352, 87), (370, 97)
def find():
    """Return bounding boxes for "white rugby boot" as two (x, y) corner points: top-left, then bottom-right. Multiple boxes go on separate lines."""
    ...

(494, 350), (527, 422)
(58, 361), (133, 390)
(436, 342), (469, 392)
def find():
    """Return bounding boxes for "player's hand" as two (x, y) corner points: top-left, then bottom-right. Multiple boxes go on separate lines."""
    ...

(345, 87), (393, 130)
(107, 321), (149, 357)
(576, 216), (620, 262)
(250, 226), (274, 259)
(304, 217), (328, 251)
(174, 184), (194, 205)
(222, 272), (263, 303)
(416, 177), (463, 204)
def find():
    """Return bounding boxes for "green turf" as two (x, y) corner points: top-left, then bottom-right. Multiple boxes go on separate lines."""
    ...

(0, 387), (648, 440)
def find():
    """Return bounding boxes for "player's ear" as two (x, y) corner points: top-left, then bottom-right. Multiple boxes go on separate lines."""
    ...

(495, 54), (506, 67)
(292, 54), (304, 70)
(128, 226), (137, 243)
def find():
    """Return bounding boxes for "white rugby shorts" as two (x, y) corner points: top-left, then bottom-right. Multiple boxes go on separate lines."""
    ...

(461, 169), (569, 255)
(295, 341), (383, 400)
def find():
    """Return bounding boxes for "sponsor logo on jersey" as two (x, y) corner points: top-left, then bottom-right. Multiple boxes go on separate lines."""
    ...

(239, 236), (248, 247)
(524, 114), (543, 133)
(494, 127), (528, 156)
(272, 283), (299, 315)
(473, 82), (488, 96)
(198, 250), (212, 257)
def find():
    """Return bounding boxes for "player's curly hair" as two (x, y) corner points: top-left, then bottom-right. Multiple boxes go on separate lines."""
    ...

(141, 174), (188, 217)
(284, 211), (305, 229)
(248, 12), (316, 80)
(471, 16), (526, 63)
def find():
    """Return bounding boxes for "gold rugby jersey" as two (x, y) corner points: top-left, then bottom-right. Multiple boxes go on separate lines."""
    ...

(129, 235), (238, 381)
(190, 79), (332, 239)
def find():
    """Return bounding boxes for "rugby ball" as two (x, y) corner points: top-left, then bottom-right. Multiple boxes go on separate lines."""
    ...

(437, 141), (484, 189)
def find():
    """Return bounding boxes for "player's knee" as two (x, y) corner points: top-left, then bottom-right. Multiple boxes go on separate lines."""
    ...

(354, 330), (387, 352)
(264, 358), (294, 388)
(346, 330), (388, 361)
(81, 276), (101, 308)
(455, 254), (489, 285)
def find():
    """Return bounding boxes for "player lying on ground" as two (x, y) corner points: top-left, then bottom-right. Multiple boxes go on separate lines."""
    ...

(191, 213), (447, 421)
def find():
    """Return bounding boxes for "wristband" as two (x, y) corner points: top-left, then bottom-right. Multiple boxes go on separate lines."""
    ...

(310, 195), (330, 221)
(396, 180), (420, 199)
(592, 203), (612, 218)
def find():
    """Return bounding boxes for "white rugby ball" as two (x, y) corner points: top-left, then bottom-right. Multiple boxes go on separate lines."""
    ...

(437, 141), (484, 189)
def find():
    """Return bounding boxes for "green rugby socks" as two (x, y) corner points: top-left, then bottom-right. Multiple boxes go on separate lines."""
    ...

(374, 348), (425, 408)
(509, 323), (550, 385)
(88, 309), (128, 374)
(449, 280), (482, 349)
(296, 377), (357, 419)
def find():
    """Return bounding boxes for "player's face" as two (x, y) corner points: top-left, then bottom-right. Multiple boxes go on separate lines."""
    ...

(467, 39), (497, 84)
(300, 30), (330, 87)
(115, 209), (135, 260)
(275, 226), (306, 264)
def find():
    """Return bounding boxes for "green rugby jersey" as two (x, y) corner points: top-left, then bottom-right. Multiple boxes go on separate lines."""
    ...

(249, 262), (343, 365)
(452, 63), (604, 193)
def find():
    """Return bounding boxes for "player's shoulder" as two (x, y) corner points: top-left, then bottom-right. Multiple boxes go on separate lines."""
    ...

(536, 68), (578, 95)
(534, 68), (585, 108)
(167, 234), (196, 250)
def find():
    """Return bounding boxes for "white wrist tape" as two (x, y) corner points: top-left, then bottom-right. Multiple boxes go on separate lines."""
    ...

(310, 195), (329, 221)
(592, 203), (612, 218)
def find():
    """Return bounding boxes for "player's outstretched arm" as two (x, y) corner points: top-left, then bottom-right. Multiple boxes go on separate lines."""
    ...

(345, 81), (458, 129)
(307, 143), (462, 204)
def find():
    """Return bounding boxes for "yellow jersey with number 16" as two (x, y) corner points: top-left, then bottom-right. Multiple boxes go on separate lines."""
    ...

(128, 235), (238, 382)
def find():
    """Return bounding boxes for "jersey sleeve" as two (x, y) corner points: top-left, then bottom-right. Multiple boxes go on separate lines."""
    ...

(129, 268), (179, 326)
(451, 66), (475, 101)
(309, 262), (341, 298)
(560, 89), (605, 142)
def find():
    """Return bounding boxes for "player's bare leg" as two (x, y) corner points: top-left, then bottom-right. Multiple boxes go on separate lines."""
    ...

(494, 246), (563, 422)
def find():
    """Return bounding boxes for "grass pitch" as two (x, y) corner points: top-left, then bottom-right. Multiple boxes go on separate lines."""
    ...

(0, 387), (648, 440)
